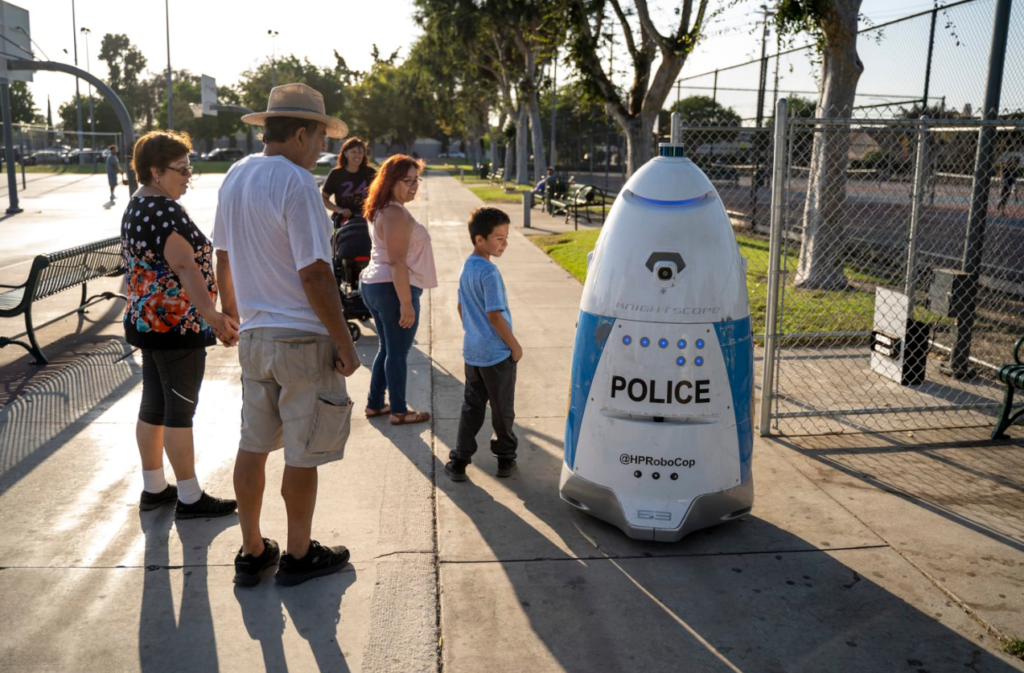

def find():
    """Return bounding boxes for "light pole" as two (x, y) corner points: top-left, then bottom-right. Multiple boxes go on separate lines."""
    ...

(268, 30), (279, 87)
(166, 0), (173, 129)
(71, 0), (83, 149)
(80, 27), (95, 144)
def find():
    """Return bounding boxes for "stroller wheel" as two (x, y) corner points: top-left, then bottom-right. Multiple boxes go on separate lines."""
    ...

(348, 322), (361, 343)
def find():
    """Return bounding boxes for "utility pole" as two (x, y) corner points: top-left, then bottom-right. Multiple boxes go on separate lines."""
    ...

(269, 30), (279, 87)
(755, 6), (773, 128)
(166, 0), (173, 129)
(81, 27), (95, 143)
(549, 49), (557, 169)
(71, 0), (83, 149)
(949, 0), (1012, 378)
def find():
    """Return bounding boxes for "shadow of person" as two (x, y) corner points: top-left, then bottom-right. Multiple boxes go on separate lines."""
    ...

(234, 566), (356, 673)
(137, 509), (238, 673)
(280, 569), (356, 673)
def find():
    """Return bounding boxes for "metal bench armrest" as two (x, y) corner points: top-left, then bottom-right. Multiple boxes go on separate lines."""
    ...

(1014, 335), (1024, 366)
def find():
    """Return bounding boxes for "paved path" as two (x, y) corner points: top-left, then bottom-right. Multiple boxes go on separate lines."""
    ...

(0, 172), (1021, 672)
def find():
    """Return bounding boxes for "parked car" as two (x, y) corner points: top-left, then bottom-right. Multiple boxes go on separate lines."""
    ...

(64, 149), (103, 165)
(438, 150), (466, 159)
(25, 150), (65, 166)
(205, 148), (246, 163)
(188, 151), (204, 163)
(316, 151), (336, 167)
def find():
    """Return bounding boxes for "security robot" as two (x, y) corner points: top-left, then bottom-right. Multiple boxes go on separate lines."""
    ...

(560, 116), (754, 542)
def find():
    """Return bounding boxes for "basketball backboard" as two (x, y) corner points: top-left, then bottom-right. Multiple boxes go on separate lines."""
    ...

(0, 2), (31, 82)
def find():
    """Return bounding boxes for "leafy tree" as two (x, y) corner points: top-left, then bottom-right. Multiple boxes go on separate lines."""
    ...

(153, 73), (245, 151)
(349, 51), (436, 156)
(0, 81), (39, 124)
(58, 95), (121, 134)
(98, 33), (150, 127)
(565, 0), (711, 176)
(669, 95), (741, 126)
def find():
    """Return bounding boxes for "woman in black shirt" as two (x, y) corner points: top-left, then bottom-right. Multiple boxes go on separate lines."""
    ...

(122, 130), (238, 519)
(322, 137), (377, 224)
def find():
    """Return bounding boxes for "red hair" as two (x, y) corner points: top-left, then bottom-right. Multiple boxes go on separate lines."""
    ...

(363, 154), (425, 221)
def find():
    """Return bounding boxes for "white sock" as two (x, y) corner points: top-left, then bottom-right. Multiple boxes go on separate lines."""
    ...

(177, 477), (203, 505)
(142, 468), (168, 494)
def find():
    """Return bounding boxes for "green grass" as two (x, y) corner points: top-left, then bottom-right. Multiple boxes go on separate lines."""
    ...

(528, 229), (946, 338)
(1002, 637), (1024, 661)
(469, 183), (532, 204)
(18, 164), (100, 174)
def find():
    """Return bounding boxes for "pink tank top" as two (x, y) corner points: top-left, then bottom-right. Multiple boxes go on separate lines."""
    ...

(361, 202), (438, 289)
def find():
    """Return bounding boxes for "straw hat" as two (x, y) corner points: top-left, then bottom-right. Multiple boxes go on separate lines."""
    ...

(241, 83), (349, 139)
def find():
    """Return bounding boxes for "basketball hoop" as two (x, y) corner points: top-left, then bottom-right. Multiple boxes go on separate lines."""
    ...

(189, 103), (203, 119)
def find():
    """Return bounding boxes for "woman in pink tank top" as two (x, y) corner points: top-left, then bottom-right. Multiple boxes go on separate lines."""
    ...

(360, 155), (438, 425)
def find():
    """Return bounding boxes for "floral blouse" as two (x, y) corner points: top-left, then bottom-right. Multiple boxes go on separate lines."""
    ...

(121, 195), (217, 350)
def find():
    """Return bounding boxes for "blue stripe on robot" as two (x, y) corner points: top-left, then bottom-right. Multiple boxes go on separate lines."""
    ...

(714, 317), (754, 483)
(565, 310), (616, 469)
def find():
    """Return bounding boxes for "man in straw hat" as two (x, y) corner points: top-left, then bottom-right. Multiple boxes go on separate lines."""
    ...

(212, 83), (360, 587)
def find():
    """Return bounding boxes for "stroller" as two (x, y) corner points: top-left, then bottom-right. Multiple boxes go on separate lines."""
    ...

(332, 216), (373, 342)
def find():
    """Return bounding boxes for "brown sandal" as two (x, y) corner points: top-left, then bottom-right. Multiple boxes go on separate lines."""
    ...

(365, 405), (390, 418)
(390, 411), (431, 425)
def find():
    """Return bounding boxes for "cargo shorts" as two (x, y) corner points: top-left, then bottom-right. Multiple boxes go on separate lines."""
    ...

(239, 327), (353, 468)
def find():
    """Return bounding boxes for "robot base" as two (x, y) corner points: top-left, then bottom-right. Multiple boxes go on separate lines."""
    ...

(559, 465), (753, 542)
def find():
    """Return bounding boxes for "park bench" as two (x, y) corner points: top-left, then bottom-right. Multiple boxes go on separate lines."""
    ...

(0, 237), (126, 365)
(488, 168), (505, 185)
(549, 183), (612, 229)
(992, 335), (1024, 439)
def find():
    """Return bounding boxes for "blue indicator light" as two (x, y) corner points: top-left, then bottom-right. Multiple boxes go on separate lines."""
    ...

(695, 356), (704, 366)
(658, 339), (668, 348)
(696, 339), (705, 349)
(678, 339), (687, 349)
(640, 337), (650, 347)
(623, 335), (632, 345)
(676, 356), (686, 366)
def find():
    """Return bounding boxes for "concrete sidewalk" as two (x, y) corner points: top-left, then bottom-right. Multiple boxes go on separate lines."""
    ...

(0, 171), (1021, 672)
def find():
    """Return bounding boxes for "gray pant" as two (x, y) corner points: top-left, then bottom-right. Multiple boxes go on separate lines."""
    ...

(452, 358), (518, 463)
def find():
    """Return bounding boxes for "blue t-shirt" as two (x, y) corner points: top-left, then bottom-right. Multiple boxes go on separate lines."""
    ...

(459, 254), (513, 367)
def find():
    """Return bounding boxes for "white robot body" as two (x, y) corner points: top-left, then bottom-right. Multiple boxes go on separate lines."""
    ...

(560, 148), (755, 542)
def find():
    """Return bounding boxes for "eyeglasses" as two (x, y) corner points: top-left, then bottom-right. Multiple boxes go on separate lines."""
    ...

(166, 164), (194, 177)
(399, 177), (423, 186)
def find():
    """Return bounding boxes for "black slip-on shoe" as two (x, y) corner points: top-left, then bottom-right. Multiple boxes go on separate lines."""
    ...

(139, 484), (178, 511)
(175, 492), (238, 520)
(496, 458), (517, 478)
(445, 460), (469, 482)
(233, 538), (281, 587)
(275, 540), (350, 587)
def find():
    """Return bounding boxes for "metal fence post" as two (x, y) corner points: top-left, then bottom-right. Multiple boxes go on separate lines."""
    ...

(523, 190), (532, 229)
(904, 118), (930, 309)
(759, 98), (788, 436)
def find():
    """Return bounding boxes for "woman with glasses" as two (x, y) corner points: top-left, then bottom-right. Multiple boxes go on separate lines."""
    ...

(360, 155), (437, 425)
(121, 130), (239, 519)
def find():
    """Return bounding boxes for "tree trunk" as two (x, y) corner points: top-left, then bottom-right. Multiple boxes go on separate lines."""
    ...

(618, 113), (654, 177)
(528, 88), (547, 182)
(515, 106), (529, 184)
(794, 1), (864, 290)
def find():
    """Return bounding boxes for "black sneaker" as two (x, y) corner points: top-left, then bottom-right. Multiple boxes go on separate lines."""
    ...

(275, 540), (350, 586)
(445, 460), (468, 482)
(175, 492), (238, 520)
(496, 458), (517, 478)
(139, 484), (178, 511)
(233, 538), (280, 587)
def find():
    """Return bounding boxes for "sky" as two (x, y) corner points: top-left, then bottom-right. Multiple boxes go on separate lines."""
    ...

(14, 0), (1022, 126)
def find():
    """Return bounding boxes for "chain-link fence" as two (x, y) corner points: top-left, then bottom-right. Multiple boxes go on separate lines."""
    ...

(758, 114), (1024, 435)
(2, 124), (126, 173)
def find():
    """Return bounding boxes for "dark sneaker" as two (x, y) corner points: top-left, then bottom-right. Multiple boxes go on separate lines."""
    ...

(233, 538), (280, 587)
(139, 484), (178, 511)
(445, 460), (468, 482)
(496, 458), (517, 478)
(275, 540), (350, 586)
(175, 492), (238, 520)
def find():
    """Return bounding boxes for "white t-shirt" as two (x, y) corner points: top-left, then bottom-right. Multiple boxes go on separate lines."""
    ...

(212, 154), (333, 334)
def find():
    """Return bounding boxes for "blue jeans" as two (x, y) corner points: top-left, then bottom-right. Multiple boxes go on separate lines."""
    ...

(360, 281), (423, 414)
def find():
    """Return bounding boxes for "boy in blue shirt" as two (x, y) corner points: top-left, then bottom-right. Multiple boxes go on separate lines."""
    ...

(446, 207), (522, 482)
